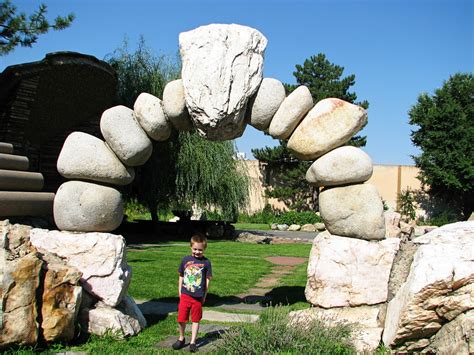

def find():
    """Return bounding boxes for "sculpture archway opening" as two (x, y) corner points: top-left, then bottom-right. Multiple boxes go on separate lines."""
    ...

(55, 23), (386, 241)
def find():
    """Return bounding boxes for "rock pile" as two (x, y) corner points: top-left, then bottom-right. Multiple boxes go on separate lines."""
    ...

(0, 220), (146, 349)
(291, 220), (474, 353)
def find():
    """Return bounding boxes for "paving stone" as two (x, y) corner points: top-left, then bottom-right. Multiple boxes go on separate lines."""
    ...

(202, 310), (259, 323)
(215, 302), (266, 312)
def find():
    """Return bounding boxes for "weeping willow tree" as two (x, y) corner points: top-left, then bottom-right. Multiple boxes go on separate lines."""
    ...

(106, 37), (249, 225)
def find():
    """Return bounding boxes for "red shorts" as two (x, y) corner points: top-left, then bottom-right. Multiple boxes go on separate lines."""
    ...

(177, 293), (203, 323)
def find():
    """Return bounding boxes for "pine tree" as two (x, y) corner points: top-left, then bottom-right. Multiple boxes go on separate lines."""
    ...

(0, 0), (74, 55)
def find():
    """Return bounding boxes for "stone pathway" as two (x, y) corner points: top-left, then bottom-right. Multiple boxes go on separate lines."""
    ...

(144, 255), (307, 352)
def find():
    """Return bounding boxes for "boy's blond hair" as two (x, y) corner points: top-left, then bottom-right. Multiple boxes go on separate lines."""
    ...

(190, 232), (207, 248)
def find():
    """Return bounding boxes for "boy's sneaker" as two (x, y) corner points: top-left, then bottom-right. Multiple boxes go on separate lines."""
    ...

(189, 343), (198, 352)
(172, 338), (185, 350)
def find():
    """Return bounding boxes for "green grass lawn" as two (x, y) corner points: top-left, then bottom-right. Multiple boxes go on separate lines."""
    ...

(26, 240), (313, 354)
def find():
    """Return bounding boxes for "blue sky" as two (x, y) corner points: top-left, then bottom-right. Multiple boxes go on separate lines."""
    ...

(2, 0), (472, 165)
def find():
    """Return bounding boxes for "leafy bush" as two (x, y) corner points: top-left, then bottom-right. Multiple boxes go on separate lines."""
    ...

(216, 306), (355, 354)
(124, 198), (151, 221)
(238, 204), (276, 224)
(238, 205), (322, 225)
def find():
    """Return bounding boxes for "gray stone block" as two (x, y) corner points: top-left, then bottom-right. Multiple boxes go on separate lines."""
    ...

(0, 169), (44, 191)
(0, 153), (29, 171)
(0, 191), (54, 216)
(0, 143), (14, 154)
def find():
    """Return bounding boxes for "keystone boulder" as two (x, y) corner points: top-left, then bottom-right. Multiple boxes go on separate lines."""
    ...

(179, 24), (267, 140)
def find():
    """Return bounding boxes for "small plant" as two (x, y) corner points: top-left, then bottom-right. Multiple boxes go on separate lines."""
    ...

(398, 188), (416, 222)
(216, 306), (355, 354)
(124, 198), (151, 221)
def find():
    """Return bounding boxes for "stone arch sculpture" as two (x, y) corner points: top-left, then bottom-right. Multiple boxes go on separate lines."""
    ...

(55, 23), (386, 242)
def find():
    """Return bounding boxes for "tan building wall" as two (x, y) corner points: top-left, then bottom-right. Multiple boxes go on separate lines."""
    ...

(242, 160), (422, 213)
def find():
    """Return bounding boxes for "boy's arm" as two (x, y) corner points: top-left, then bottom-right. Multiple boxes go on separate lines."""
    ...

(203, 276), (211, 303)
(178, 275), (183, 297)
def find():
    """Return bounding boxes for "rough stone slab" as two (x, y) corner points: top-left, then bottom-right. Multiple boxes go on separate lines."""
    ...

(306, 231), (400, 307)
(179, 24), (267, 140)
(290, 305), (384, 353)
(134, 92), (173, 141)
(117, 296), (147, 329)
(319, 184), (386, 240)
(247, 78), (286, 131)
(79, 305), (142, 339)
(0, 153), (29, 171)
(425, 309), (474, 354)
(0, 169), (44, 191)
(383, 221), (474, 348)
(162, 79), (194, 131)
(385, 211), (402, 238)
(53, 181), (123, 232)
(100, 105), (153, 166)
(41, 255), (83, 342)
(288, 98), (367, 160)
(30, 228), (131, 307)
(0, 251), (42, 348)
(305, 146), (373, 186)
(0, 142), (13, 154)
(57, 132), (135, 185)
(269, 85), (313, 139)
(0, 191), (54, 217)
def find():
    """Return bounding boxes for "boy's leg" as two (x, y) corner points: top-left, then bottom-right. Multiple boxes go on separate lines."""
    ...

(178, 322), (186, 341)
(191, 322), (200, 344)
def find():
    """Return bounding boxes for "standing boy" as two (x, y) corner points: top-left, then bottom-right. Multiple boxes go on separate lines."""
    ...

(172, 233), (212, 352)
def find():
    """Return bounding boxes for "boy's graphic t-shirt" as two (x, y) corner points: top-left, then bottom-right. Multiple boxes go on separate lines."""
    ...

(178, 255), (212, 298)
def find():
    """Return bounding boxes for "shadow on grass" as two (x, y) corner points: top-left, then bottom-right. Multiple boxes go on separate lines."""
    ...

(263, 286), (306, 306)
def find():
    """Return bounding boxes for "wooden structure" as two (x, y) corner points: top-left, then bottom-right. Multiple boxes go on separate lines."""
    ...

(0, 52), (117, 192)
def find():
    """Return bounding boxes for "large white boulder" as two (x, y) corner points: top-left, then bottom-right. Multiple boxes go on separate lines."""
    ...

(30, 229), (131, 307)
(268, 85), (313, 139)
(383, 221), (474, 350)
(179, 24), (267, 140)
(290, 305), (384, 353)
(53, 181), (123, 232)
(134, 93), (172, 141)
(57, 132), (135, 185)
(287, 98), (367, 160)
(100, 105), (152, 166)
(306, 231), (400, 307)
(247, 78), (286, 131)
(162, 79), (194, 131)
(305, 146), (373, 186)
(319, 184), (386, 240)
